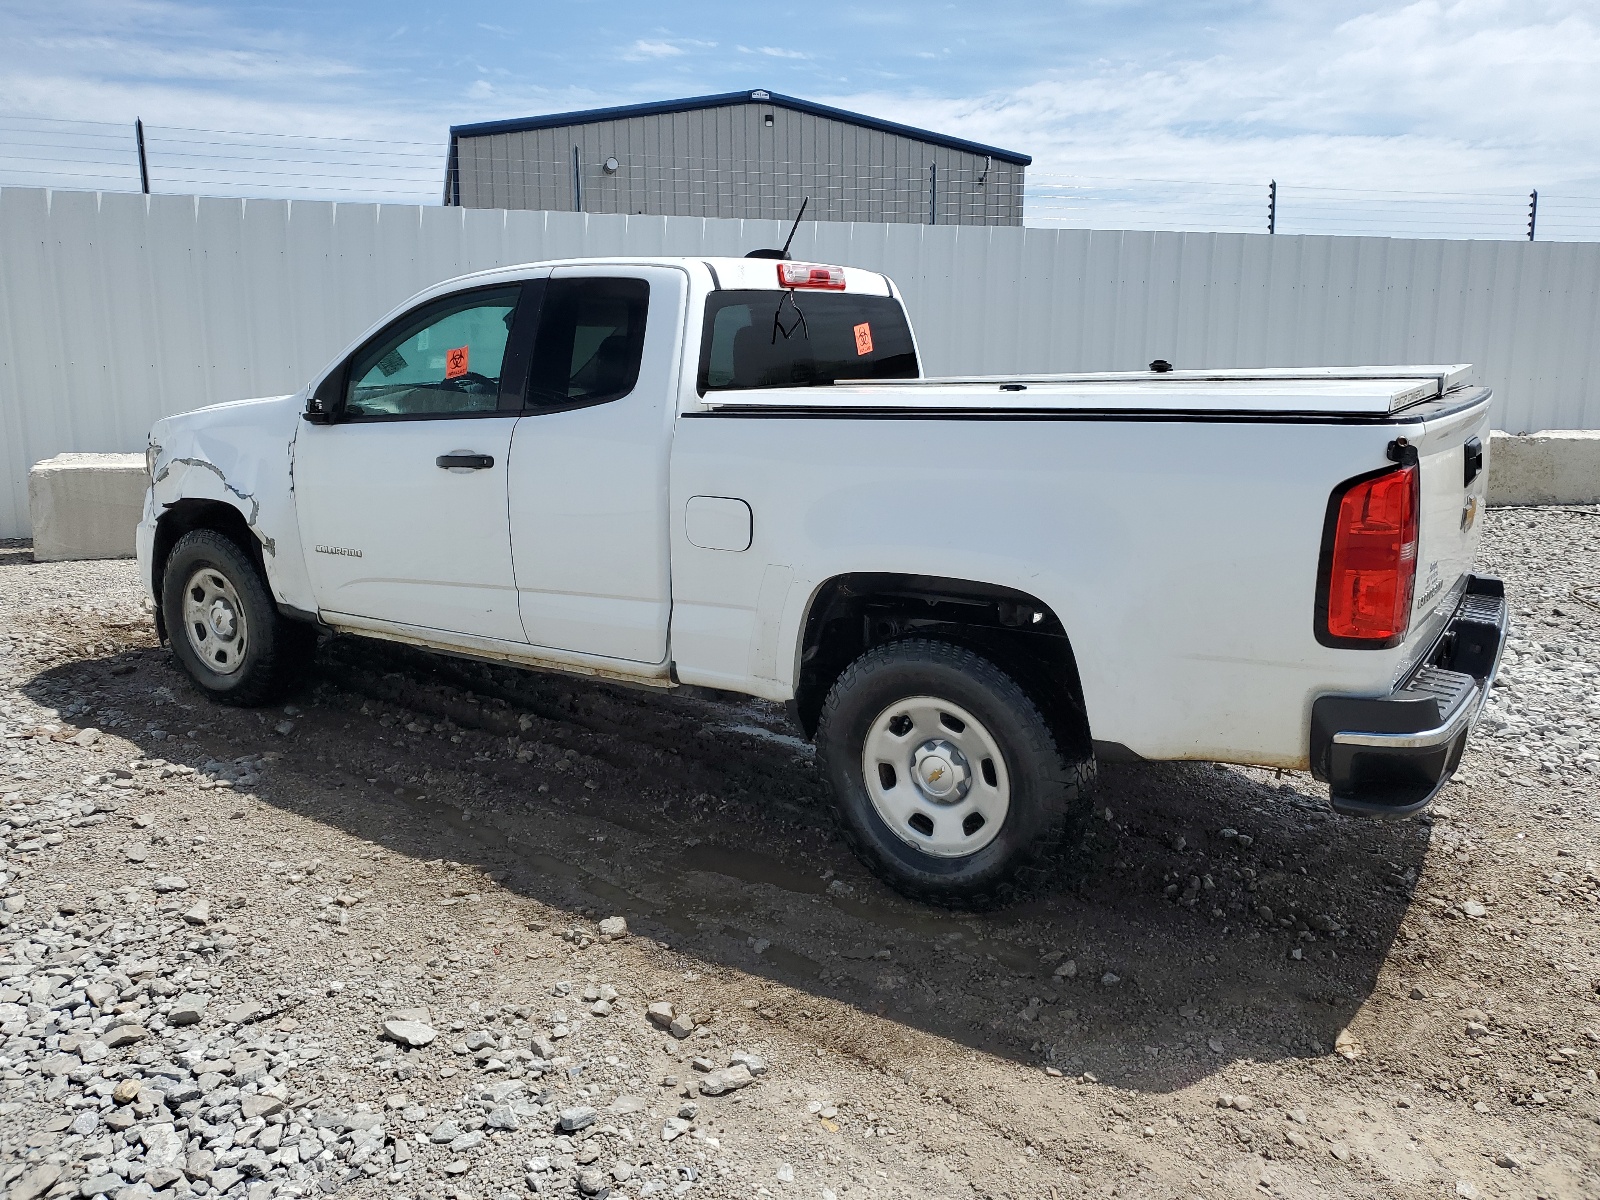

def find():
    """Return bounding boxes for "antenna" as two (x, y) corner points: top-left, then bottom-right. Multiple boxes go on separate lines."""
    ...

(745, 197), (810, 259)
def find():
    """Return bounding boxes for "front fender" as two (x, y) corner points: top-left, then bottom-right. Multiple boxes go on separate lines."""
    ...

(147, 393), (317, 615)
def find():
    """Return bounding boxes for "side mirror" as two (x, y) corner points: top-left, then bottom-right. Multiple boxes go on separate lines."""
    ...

(305, 371), (343, 425)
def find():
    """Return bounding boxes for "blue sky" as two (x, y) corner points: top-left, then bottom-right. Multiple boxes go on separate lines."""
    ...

(2, 0), (1598, 232)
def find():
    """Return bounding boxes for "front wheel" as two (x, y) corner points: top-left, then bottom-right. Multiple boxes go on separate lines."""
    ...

(161, 529), (314, 706)
(816, 639), (1095, 908)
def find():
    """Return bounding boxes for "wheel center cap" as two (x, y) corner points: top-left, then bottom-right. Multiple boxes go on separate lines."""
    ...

(208, 599), (236, 639)
(911, 739), (970, 803)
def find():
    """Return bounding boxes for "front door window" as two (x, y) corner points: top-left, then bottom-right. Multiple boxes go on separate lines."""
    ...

(344, 287), (521, 418)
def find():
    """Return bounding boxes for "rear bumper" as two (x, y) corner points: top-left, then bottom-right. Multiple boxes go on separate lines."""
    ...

(1310, 574), (1508, 819)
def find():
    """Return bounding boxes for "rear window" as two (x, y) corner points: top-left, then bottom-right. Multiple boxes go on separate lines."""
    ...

(698, 290), (918, 392)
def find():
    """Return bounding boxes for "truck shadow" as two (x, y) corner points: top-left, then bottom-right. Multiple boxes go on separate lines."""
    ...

(21, 634), (1430, 1096)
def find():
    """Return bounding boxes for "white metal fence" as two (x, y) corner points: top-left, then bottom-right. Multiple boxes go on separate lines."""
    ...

(3, 185), (1599, 538)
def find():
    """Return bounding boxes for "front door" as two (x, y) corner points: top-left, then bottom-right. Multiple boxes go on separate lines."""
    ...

(508, 266), (685, 662)
(295, 282), (534, 643)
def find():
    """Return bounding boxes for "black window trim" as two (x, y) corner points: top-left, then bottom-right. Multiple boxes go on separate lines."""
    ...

(313, 282), (533, 425)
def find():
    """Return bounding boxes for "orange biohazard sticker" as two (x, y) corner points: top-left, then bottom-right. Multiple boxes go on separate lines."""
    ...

(445, 345), (469, 379)
(853, 322), (874, 356)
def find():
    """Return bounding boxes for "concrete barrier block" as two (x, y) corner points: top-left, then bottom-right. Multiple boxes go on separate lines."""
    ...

(28, 453), (147, 562)
(1488, 430), (1600, 507)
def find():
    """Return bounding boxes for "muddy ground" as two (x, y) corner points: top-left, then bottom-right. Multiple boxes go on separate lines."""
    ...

(1, 506), (1597, 1200)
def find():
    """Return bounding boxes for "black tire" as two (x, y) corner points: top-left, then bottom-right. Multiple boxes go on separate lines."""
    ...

(161, 529), (315, 706)
(816, 638), (1095, 908)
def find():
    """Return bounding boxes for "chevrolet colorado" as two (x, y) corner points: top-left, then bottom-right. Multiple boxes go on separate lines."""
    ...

(138, 255), (1507, 906)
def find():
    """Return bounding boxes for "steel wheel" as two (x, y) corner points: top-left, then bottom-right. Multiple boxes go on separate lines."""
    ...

(862, 695), (1011, 857)
(180, 565), (249, 676)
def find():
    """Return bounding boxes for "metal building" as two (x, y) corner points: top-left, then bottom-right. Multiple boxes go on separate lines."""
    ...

(444, 89), (1029, 226)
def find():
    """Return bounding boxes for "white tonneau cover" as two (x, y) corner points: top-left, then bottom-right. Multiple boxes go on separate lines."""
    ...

(702, 365), (1477, 417)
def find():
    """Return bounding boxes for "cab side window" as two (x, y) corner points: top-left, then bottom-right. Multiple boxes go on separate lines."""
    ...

(344, 286), (521, 419)
(526, 278), (650, 410)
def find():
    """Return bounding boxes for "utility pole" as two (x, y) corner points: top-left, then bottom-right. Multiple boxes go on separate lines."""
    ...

(134, 119), (150, 195)
(1267, 179), (1276, 234)
(1527, 190), (1538, 241)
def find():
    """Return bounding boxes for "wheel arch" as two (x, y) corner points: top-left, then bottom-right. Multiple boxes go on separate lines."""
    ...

(791, 572), (1093, 759)
(150, 499), (265, 644)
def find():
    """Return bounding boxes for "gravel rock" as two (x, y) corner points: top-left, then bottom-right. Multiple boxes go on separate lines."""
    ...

(168, 991), (207, 1024)
(559, 1105), (598, 1131)
(240, 1092), (284, 1118)
(383, 1017), (438, 1046)
(598, 915), (629, 938)
(103, 1022), (147, 1047)
(698, 1064), (755, 1096)
(11, 1165), (61, 1200)
(646, 1001), (676, 1028)
(150, 874), (189, 892)
(729, 1050), (768, 1075)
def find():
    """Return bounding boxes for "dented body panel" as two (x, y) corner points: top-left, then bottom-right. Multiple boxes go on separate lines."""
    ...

(137, 392), (317, 614)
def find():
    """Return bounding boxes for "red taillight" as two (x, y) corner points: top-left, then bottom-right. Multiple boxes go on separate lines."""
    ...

(1322, 465), (1419, 644)
(776, 262), (846, 290)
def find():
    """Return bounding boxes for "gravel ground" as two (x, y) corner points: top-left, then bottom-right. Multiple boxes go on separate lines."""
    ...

(0, 508), (1595, 1200)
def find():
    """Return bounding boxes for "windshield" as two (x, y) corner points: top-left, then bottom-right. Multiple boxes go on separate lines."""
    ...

(698, 290), (919, 392)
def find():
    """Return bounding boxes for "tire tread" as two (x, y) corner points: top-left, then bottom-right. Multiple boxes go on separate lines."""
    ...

(816, 638), (1095, 909)
(162, 529), (314, 707)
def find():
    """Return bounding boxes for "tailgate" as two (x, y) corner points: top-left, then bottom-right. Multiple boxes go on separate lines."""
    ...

(1410, 389), (1494, 630)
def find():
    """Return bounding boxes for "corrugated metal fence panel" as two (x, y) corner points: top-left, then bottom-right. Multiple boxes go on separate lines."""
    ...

(3, 187), (1598, 536)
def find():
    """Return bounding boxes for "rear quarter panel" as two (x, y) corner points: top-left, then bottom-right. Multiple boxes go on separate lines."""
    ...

(669, 411), (1445, 767)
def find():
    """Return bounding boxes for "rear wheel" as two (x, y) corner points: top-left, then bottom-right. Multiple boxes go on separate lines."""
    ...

(816, 638), (1095, 908)
(161, 529), (314, 705)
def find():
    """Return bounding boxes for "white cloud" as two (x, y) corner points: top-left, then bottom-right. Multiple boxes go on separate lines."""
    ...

(621, 39), (688, 61)
(757, 47), (810, 60)
(825, 0), (1600, 196)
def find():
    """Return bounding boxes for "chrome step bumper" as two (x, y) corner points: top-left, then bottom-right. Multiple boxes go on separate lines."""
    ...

(1310, 575), (1508, 819)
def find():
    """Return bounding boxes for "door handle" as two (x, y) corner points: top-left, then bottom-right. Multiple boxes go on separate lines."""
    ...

(436, 453), (494, 470)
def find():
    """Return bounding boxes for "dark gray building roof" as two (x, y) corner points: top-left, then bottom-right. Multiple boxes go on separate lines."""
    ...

(449, 89), (1032, 166)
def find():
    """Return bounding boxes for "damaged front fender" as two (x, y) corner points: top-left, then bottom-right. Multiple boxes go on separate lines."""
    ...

(145, 392), (317, 615)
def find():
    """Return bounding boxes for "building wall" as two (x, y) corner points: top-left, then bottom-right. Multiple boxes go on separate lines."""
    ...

(3, 186), (1599, 537)
(453, 101), (1025, 226)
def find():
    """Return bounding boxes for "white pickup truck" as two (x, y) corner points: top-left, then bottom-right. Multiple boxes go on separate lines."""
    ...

(138, 254), (1507, 906)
